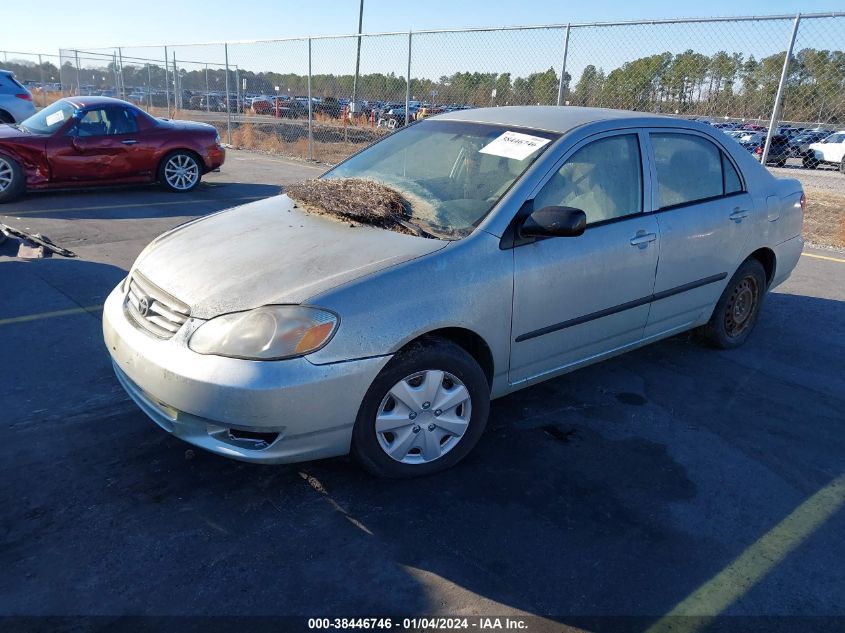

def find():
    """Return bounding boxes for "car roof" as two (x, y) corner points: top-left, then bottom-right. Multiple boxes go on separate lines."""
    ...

(436, 105), (675, 134)
(59, 95), (138, 109)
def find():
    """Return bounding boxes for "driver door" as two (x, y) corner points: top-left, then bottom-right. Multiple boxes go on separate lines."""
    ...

(47, 107), (137, 183)
(509, 130), (659, 385)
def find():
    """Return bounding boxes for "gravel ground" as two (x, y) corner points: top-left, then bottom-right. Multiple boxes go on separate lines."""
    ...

(770, 159), (844, 193)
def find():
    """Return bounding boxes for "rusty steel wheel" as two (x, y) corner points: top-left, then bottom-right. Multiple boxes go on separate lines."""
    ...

(724, 275), (760, 339)
(702, 258), (767, 349)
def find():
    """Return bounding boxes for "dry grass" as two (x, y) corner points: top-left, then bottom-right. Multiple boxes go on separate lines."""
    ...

(804, 188), (845, 248)
(285, 178), (417, 234)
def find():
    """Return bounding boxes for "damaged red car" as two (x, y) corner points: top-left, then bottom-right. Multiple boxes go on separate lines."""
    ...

(0, 96), (225, 203)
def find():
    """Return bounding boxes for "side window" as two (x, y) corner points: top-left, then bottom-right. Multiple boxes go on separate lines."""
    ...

(75, 109), (109, 137)
(722, 153), (742, 195)
(534, 134), (642, 225)
(652, 133), (743, 208)
(107, 107), (139, 135)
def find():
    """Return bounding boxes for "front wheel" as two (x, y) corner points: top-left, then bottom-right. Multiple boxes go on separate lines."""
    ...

(158, 151), (202, 192)
(0, 154), (25, 203)
(352, 338), (490, 478)
(803, 156), (818, 170)
(701, 259), (767, 349)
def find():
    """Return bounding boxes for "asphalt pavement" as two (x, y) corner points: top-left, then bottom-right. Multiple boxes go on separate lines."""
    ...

(1, 150), (843, 632)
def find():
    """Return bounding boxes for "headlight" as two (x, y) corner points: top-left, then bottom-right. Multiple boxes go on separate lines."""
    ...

(188, 305), (338, 360)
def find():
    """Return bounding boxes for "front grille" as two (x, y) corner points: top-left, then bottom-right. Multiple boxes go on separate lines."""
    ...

(124, 271), (190, 339)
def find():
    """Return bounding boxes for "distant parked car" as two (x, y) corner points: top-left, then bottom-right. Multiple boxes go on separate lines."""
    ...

(103, 107), (804, 477)
(315, 97), (343, 118)
(0, 69), (36, 123)
(805, 131), (845, 172)
(0, 96), (225, 203)
(788, 130), (829, 158)
(748, 134), (791, 167)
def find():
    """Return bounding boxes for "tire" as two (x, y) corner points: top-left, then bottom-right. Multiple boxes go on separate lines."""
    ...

(158, 150), (202, 193)
(351, 338), (490, 478)
(702, 258), (767, 349)
(840, 157), (845, 175)
(0, 154), (25, 203)
(776, 159), (786, 167)
(803, 156), (818, 170)
(0, 111), (13, 124)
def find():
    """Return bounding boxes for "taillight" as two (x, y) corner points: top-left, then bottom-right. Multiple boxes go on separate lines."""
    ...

(799, 193), (806, 214)
(15, 93), (32, 101)
(755, 146), (763, 154)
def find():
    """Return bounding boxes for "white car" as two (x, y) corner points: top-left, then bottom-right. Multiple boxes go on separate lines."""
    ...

(805, 131), (845, 172)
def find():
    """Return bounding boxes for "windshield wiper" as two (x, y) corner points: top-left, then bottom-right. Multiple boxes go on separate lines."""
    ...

(394, 217), (439, 239)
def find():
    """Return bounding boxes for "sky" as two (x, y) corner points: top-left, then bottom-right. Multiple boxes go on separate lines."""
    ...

(1, 0), (842, 54)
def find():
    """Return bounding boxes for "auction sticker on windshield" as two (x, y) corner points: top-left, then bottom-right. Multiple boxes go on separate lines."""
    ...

(45, 111), (65, 126)
(479, 131), (551, 160)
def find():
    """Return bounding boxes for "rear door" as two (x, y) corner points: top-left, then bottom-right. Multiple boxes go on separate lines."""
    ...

(642, 130), (753, 338)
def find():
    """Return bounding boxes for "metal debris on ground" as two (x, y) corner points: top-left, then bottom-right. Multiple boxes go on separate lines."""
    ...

(0, 223), (77, 259)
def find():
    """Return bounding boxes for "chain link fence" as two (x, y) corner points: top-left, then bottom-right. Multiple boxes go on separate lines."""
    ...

(4, 11), (843, 165)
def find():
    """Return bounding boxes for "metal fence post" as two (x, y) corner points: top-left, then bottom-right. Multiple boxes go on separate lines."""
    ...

(112, 52), (120, 96)
(307, 38), (313, 160)
(38, 54), (46, 107)
(224, 43), (232, 145)
(405, 31), (412, 126)
(164, 46), (171, 117)
(205, 64), (210, 113)
(762, 13), (801, 165)
(118, 48), (125, 98)
(173, 51), (179, 112)
(235, 65), (240, 118)
(74, 50), (81, 96)
(146, 63), (152, 109)
(556, 23), (571, 106)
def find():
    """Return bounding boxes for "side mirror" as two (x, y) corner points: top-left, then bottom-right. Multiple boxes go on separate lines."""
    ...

(519, 205), (587, 239)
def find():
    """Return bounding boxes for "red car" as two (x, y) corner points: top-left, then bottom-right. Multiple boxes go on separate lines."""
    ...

(0, 96), (225, 203)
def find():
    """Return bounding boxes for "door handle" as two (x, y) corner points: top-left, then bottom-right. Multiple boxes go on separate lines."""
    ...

(729, 208), (749, 223)
(629, 232), (657, 248)
(121, 139), (138, 145)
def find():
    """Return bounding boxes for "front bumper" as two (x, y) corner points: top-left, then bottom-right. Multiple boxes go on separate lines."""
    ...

(102, 283), (390, 464)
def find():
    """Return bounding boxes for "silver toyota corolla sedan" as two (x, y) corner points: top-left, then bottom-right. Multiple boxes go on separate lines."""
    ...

(103, 106), (805, 477)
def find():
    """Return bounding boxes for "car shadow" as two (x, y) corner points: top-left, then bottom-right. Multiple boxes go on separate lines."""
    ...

(0, 181), (281, 221)
(2, 288), (844, 628)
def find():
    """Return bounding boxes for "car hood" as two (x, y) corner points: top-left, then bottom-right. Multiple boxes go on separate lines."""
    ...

(0, 124), (32, 140)
(159, 119), (217, 134)
(134, 195), (449, 319)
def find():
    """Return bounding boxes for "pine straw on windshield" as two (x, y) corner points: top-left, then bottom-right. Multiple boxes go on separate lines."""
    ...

(284, 178), (418, 235)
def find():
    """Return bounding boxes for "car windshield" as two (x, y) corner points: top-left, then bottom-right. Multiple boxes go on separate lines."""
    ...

(19, 100), (77, 134)
(322, 120), (559, 237)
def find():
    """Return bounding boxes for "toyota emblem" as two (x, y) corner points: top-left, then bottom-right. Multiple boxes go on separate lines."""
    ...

(138, 296), (150, 317)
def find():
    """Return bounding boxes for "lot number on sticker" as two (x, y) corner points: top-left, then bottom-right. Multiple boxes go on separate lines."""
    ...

(46, 111), (65, 126)
(479, 131), (551, 161)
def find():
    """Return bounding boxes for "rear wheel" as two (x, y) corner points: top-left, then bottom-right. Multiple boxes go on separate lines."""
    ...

(0, 154), (24, 203)
(840, 157), (845, 175)
(803, 156), (818, 169)
(702, 259), (767, 349)
(158, 151), (202, 193)
(352, 338), (490, 478)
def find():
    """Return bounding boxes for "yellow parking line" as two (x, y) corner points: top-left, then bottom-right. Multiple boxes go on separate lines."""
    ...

(0, 195), (265, 217)
(802, 252), (845, 264)
(645, 473), (845, 633)
(0, 304), (104, 326)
